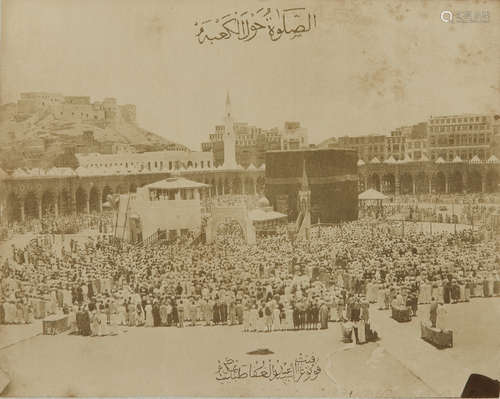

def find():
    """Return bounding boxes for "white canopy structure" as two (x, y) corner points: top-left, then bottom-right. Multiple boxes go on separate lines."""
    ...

(420, 154), (429, 162)
(469, 155), (482, 164)
(144, 177), (209, 190)
(384, 156), (396, 164)
(357, 159), (366, 166)
(452, 155), (463, 163)
(435, 157), (446, 164)
(358, 188), (388, 201)
(370, 157), (380, 164)
(487, 155), (499, 164)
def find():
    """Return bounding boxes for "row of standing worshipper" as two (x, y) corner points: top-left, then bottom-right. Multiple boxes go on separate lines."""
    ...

(242, 297), (331, 332)
(0, 273), (73, 324)
(70, 294), (333, 334)
(0, 297), (34, 324)
(369, 274), (500, 312)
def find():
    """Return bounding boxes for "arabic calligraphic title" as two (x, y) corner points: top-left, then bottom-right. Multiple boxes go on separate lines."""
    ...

(195, 7), (317, 44)
(216, 354), (321, 383)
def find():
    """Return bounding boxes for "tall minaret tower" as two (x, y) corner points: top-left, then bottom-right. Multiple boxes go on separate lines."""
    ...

(223, 91), (237, 169)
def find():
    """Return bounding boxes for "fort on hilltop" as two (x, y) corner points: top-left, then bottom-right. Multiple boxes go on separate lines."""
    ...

(15, 92), (136, 125)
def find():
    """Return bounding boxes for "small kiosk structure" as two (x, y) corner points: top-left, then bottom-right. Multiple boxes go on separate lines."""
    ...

(358, 188), (388, 218)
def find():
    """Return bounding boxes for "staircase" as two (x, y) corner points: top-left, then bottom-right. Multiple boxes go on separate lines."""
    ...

(135, 229), (167, 248)
(190, 231), (205, 246)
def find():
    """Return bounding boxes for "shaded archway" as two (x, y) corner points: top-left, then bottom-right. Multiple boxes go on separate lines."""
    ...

(129, 182), (138, 193)
(215, 218), (245, 239)
(210, 179), (216, 196)
(6, 192), (21, 223)
(381, 174), (395, 194)
(244, 178), (255, 195)
(102, 185), (113, 203)
(75, 187), (87, 214)
(486, 169), (499, 192)
(89, 186), (100, 213)
(24, 191), (39, 220)
(59, 189), (71, 215)
(41, 190), (56, 217)
(256, 176), (265, 194)
(206, 206), (256, 244)
(467, 170), (482, 193)
(448, 171), (463, 193)
(431, 172), (446, 194)
(358, 176), (366, 193)
(368, 174), (380, 191)
(232, 177), (242, 195)
(223, 178), (231, 195)
(415, 172), (429, 194)
(400, 173), (413, 195)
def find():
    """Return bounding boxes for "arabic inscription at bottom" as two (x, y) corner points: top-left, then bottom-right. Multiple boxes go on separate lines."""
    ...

(216, 353), (322, 383)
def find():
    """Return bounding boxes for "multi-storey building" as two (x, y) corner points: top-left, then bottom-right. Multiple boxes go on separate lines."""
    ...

(386, 122), (429, 161)
(323, 114), (499, 163)
(333, 135), (386, 162)
(280, 121), (309, 150)
(386, 130), (406, 161)
(427, 114), (494, 161)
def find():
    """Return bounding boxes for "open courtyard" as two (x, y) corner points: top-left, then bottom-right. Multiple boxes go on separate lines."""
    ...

(1, 297), (499, 397)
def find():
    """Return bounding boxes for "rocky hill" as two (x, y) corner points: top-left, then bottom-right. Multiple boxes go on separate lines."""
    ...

(0, 101), (188, 170)
(0, 102), (185, 148)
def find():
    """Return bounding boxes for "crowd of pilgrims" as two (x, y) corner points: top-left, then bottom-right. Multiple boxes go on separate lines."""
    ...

(1, 212), (115, 238)
(0, 219), (499, 340)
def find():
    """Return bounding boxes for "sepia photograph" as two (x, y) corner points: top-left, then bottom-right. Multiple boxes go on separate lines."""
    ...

(0, 0), (499, 397)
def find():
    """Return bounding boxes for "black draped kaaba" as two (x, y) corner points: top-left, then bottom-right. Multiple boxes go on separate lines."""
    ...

(265, 148), (358, 223)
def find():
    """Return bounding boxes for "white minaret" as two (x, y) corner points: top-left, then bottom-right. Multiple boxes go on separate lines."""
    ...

(223, 91), (237, 169)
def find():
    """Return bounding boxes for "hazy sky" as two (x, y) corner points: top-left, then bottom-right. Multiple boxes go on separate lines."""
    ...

(1, 0), (499, 149)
